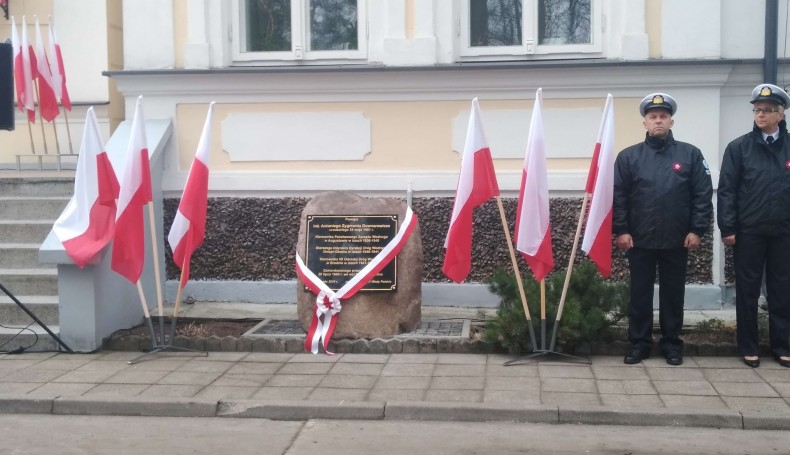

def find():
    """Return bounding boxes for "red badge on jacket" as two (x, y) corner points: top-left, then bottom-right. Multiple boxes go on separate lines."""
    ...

(786, 160), (790, 170)
(672, 162), (682, 172)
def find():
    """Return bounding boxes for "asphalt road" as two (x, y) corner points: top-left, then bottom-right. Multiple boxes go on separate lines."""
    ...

(1, 415), (788, 455)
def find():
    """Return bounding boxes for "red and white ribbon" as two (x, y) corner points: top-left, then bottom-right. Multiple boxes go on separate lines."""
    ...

(296, 207), (417, 354)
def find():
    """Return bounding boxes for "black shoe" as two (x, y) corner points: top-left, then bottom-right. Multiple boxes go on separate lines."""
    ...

(743, 357), (760, 368)
(774, 356), (790, 368)
(665, 349), (683, 366)
(624, 347), (650, 364)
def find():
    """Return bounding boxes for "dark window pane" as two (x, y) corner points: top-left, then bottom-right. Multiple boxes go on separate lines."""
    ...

(539, 0), (591, 45)
(245, 0), (292, 52)
(469, 0), (522, 47)
(310, 0), (358, 51)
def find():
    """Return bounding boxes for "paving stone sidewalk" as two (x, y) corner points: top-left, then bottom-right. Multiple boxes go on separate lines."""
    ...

(1, 351), (789, 430)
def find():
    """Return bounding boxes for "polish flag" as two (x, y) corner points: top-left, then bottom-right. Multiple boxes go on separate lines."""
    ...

(442, 98), (500, 283)
(22, 17), (39, 84)
(581, 94), (615, 277)
(515, 89), (553, 281)
(53, 108), (120, 267)
(11, 17), (35, 123)
(34, 16), (60, 122)
(168, 102), (215, 288)
(111, 96), (153, 283)
(47, 17), (71, 110)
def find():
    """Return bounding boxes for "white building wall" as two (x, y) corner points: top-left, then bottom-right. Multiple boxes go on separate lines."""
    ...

(122, 0), (175, 69)
(53, 0), (111, 103)
(662, 0), (721, 59)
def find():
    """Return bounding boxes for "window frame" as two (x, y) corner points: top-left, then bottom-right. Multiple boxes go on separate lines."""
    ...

(232, 0), (368, 64)
(459, 0), (602, 59)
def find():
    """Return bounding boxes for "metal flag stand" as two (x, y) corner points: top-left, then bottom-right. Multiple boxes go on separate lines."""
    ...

(503, 281), (590, 367)
(127, 205), (207, 365)
(126, 317), (207, 365)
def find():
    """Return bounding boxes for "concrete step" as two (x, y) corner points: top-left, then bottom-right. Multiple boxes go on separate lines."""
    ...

(0, 244), (55, 269)
(0, 197), (70, 220)
(0, 221), (54, 244)
(0, 295), (59, 325)
(0, 325), (60, 353)
(0, 269), (58, 296)
(0, 176), (74, 197)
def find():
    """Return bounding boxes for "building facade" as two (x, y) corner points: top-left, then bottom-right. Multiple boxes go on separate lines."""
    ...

(4, 0), (790, 307)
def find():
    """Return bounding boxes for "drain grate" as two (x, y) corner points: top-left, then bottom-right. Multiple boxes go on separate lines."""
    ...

(248, 319), (468, 338)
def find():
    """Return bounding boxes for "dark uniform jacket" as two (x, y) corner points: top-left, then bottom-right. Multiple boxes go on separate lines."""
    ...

(717, 121), (790, 237)
(613, 131), (713, 249)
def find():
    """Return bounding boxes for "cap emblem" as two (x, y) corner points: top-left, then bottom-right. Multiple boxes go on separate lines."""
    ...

(760, 86), (773, 97)
(652, 95), (664, 105)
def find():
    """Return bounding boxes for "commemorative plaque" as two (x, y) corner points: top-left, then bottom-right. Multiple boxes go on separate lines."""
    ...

(296, 191), (423, 339)
(305, 215), (398, 291)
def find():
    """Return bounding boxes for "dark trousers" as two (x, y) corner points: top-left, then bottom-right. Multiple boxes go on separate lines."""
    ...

(627, 247), (688, 352)
(733, 233), (790, 358)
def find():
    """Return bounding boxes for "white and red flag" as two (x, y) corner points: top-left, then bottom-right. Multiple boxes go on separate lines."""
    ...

(515, 88), (553, 281)
(33, 16), (59, 122)
(442, 98), (500, 283)
(111, 96), (153, 283)
(47, 17), (71, 110)
(53, 108), (119, 267)
(11, 17), (35, 123)
(581, 94), (615, 277)
(168, 102), (215, 288)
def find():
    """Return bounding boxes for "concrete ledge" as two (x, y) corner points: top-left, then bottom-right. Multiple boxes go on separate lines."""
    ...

(384, 402), (559, 423)
(52, 396), (218, 417)
(216, 400), (385, 420)
(0, 396), (54, 414)
(165, 280), (726, 310)
(741, 411), (790, 430)
(558, 406), (743, 429)
(3, 394), (790, 430)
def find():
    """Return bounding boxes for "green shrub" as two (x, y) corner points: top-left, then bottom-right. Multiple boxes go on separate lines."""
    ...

(484, 261), (629, 353)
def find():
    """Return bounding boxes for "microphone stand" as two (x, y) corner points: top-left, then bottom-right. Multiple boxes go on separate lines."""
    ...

(0, 281), (72, 353)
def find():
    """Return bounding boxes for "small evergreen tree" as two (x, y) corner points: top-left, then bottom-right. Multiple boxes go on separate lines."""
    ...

(484, 261), (628, 353)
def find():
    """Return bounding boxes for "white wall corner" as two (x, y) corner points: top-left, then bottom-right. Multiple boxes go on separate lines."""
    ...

(122, 0), (176, 69)
(185, 43), (211, 69)
(609, 0), (649, 60)
(381, 0), (438, 66)
(620, 34), (649, 60)
(382, 38), (438, 66)
(185, 0), (211, 69)
(661, 0), (721, 59)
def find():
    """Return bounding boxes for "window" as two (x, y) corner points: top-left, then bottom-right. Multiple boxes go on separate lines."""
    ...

(460, 0), (600, 58)
(233, 0), (367, 63)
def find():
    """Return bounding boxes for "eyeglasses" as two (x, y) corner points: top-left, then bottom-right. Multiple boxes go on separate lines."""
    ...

(753, 108), (780, 115)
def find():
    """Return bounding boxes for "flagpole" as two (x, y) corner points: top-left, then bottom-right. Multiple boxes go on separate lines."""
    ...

(62, 107), (74, 154)
(26, 118), (36, 155)
(135, 281), (158, 347)
(51, 117), (61, 170)
(51, 117), (60, 154)
(33, 83), (49, 155)
(169, 258), (188, 343)
(495, 196), (538, 350)
(540, 279), (546, 350)
(146, 202), (166, 346)
(549, 193), (590, 352)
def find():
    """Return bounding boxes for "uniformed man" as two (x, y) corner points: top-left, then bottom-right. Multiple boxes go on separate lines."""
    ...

(614, 93), (713, 366)
(718, 83), (790, 368)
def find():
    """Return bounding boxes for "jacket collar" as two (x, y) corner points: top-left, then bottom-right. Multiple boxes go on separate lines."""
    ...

(644, 130), (675, 149)
(751, 119), (788, 139)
